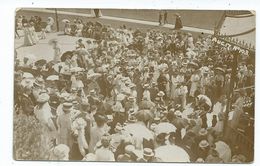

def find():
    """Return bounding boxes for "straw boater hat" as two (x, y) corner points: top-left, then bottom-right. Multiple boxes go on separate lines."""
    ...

(128, 96), (135, 102)
(51, 144), (70, 160)
(174, 110), (182, 118)
(143, 148), (154, 157)
(124, 145), (135, 154)
(114, 123), (123, 133)
(127, 116), (137, 123)
(89, 89), (96, 95)
(199, 128), (208, 136)
(199, 140), (209, 148)
(157, 91), (165, 97)
(128, 108), (137, 116)
(143, 84), (149, 88)
(34, 77), (45, 87)
(62, 102), (73, 112)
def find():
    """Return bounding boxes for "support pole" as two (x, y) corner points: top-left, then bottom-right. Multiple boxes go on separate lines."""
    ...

(54, 8), (59, 32)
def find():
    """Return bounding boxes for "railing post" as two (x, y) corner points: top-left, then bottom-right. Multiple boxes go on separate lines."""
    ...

(54, 8), (59, 32)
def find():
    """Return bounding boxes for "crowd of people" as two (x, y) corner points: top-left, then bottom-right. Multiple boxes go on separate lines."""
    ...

(14, 13), (254, 162)
(16, 15), (54, 43)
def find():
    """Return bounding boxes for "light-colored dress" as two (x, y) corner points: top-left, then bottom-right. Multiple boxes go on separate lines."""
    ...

(88, 125), (109, 153)
(57, 113), (73, 148)
(190, 74), (200, 97)
(30, 26), (39, 43)
(53, 45), (61, 62)
(23, 26), (34, 46)
(46, 18), (54, 33)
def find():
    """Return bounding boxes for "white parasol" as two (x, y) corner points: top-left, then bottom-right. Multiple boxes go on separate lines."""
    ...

(123, 123), (154, 140)
(197, 94), (212, 108)
(21, 78), (35, 87)
(62, 19), (70, 23)
(22, 72), (34, 79)
(154, 145), (190, 162)
(46, 75), (59, 81)
(154, 122), (177, 136)
(215, 141), (232, 163)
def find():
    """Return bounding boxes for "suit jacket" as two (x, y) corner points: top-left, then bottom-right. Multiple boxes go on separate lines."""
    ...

(20, 94), (34, 115)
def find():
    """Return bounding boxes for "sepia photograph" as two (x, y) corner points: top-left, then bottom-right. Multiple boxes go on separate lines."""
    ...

(13, 8), (255, 163)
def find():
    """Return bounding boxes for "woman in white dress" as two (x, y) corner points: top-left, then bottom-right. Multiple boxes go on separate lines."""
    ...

(29, 21), (39, 44)
(46, 17), (54, 33)
(23, 23), (34, 46)
(76, 20), (84, 37)
(189, 70), (201, 97)
(64, 21), (71, 35)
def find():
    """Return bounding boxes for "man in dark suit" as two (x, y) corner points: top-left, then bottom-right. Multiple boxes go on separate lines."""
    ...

(20, 86), (34, 116)
(174, 13), (183, 30)
(117, 145), (137, 162)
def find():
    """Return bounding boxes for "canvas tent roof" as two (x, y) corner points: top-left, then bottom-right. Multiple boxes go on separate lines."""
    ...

(219, 12), (255, 48)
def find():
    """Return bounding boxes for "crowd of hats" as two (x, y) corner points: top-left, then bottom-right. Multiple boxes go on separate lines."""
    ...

(13, 14), (255, 163)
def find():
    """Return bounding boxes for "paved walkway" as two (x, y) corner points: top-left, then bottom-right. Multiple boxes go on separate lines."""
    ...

(21, 8), (214, 34)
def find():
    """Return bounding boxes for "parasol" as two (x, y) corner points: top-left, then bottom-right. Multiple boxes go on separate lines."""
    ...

(188, 61), (199, 68)
(21, 78), (35, 87)
(215, 141), (232, 163)
(123, 123), (154, 140)
(154, 145), (190, 162)
(62, 19), (70, 23)
(154, 122), (177, 136)
(215, 67), (225, 73)
(53, 62), (65, 73)
(35, 59), (47, 67)
(95, 21), (102, 27)
(48, 17), (54, 22)
(60, 51), (73, 62)
(46, 75), (59, 81)
(135, 109), (154, 122)
(22, 72), (34, 79)
(197, 94), (212, 108)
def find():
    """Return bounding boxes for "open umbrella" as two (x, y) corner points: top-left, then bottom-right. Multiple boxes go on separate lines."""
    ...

(215, 141), (232, 163)
(22, 72), (34, 79)
(95, 21), (102, 27)
(135, 109), (154, 122)
(215, 67), (225, 73)
(62, 19), (70, 23)
(60, 51), (73, 62)
(197, 94), (212, 108)
(188, 61), (199, 68)
(123, 123), (154, 140)
(21, 78), (35, 87)
(46, 75), (59, 81)
(53, 62), (65, 73)
(35, 59), (47, 67)
(154, 145), (190, 162)
(154, 122), (177, 136)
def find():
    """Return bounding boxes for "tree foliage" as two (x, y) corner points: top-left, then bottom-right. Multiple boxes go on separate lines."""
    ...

(13, 114), (52, 160)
